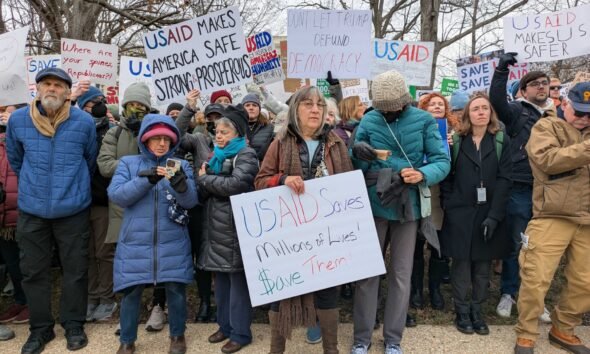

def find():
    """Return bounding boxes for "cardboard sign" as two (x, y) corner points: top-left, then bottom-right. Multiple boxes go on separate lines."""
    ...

(0, 27), (31, 106)
(371, 39), (435, 86)
(143, 6), (252, 105)
(246, 31), (284, 85)
(26, 55), (61, 99)
(118, 56), (157, 110)
(287, 9), (372, 79)
(504, 4), (590, 63)
(61, 38), (118, 85)
(440, 78), (459, 96)
(457, 50), (529, 93)
(230, 170), (385, 306)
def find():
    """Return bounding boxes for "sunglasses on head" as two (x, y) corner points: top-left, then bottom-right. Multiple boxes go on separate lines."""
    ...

(550, 86), (562, 90)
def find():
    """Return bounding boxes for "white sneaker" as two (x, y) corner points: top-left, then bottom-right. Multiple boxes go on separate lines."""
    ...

(539, 306), (551, 323)
(145, 305), (166, 332)
(496, 294), (515, 318)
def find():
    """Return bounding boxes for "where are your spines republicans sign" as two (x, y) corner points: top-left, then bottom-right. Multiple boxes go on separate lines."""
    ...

(143, 6), (253, 105)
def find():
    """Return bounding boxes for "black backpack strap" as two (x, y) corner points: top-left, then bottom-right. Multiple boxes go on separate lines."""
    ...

(114, 126), (123, 140)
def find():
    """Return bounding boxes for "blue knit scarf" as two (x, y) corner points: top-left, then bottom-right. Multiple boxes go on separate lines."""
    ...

(208, 137), (246, 174)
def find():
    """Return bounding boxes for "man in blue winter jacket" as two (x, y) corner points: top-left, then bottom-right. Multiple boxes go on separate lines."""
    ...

(6, 67), (97, 354)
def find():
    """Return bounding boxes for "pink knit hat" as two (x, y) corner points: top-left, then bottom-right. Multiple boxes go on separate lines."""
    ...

(141, 123), (178, 144)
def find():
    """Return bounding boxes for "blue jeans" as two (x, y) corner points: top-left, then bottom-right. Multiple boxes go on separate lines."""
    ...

(501, 184), (532, 297)
(119, 282), (186, 344)
(215, 272), (252, 345)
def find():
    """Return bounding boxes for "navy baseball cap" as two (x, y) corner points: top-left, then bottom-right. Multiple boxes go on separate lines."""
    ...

(35, 68), (73, 88)
(568, 82), (590, 113)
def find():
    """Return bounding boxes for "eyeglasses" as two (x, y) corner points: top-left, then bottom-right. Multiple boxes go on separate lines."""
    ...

(574, 110), (590, 118)
(549, 86), (562, 91)
(527, 80), (549, 88)
(300, 100), (327, 110)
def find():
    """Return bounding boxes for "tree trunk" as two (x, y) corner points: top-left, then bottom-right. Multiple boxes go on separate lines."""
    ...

(420, 0), (440, 89)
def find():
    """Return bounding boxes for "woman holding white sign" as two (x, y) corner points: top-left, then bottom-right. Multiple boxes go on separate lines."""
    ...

(255, 85), (353, 354)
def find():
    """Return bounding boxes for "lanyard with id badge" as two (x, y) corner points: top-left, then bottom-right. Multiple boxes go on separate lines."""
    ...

(476, 148), (487, 205)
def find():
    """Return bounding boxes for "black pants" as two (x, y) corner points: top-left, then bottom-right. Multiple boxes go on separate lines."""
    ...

(0, 237), (26, 305)
(16, 209), (90, 334)
(451, 259), (491, 314)
(188, 206), (212, 301)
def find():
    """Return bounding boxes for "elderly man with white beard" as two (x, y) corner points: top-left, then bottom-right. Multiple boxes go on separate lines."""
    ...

(6, 68), (97, 354)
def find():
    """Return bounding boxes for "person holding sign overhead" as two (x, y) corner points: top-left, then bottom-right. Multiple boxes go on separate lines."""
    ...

(196, 104), (259, 354)
(349, 70), (450, 354)
(255, 86), (353, 354)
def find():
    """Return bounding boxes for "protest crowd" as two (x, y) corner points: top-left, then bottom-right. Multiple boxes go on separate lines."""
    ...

(0, 4), (589, 354)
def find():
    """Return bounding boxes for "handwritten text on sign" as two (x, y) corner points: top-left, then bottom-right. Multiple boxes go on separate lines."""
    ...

(143, 6), (252, 105)
(246, 31), (285, 85)
(118, 56), (157, 111)
(61, 38), (118, 85)
(503, 4), (590, 62)
(0, 27), (30, 106)
(287, 9), (372, 79)
(457, 58), (528, 93)
(230, 170), (385, 306)
(26, 55), (61, 99)
(371, 39), (435, 86)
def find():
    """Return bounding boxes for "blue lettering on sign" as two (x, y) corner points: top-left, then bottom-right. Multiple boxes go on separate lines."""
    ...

(128, 60), (152, 78)
(28, 58), (60, 73)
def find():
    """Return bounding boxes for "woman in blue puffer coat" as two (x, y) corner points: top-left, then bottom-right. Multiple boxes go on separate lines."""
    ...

(108, 114), (198, 354)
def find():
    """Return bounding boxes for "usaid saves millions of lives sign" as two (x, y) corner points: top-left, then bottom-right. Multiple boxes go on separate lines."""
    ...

(143, 6), (253, 105)
(230, 170), (385, 306)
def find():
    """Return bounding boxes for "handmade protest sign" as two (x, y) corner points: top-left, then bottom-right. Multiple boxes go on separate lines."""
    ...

(341, 79), (370, 106)
(26, 55), (61, 99)
(246, 31), (284, 85)
(0, 27), (30, 106)
(118, 56), (157, 109)
(230, 170), (385, 306)
(372, 39), (435, 86)
(287, 9), (372, 79)
(61, 38), (118, 85)
(504, 4), (590, 62)
(440, 78), (459, 96)
(457, 50), (529, 93)
(573, 71), (590, 84)
(143, 6), (252, 105)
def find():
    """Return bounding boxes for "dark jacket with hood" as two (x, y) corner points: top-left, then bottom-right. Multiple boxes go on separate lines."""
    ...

(248, 121), (274, 161)
(108, 114), (198, 292)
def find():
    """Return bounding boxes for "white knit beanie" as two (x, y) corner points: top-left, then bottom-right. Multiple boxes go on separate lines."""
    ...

(371, 70), (412, 112)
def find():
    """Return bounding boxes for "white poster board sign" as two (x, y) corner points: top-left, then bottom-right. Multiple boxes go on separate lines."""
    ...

(118, 56), (157, 111)
(456, 50), (529, 93)
(197, 85), (249, 109)
(504, 5), (590, 62)
(341, 79), (370, 106)
(246, 31), (284, 85)
(287, 9), (372, 79)
(143, 6), (253, 105)
(25, 55), (61, 99)
(230, 170), (385, 306)
(0, 27), (31, 106)
(371, 39), (435, 86)
(61, 38), (118, 85)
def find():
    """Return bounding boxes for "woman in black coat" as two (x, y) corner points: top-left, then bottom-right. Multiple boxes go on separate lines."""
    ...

(440, 94), (512, 336)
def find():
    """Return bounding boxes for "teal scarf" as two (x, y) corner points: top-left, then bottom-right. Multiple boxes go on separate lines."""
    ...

(208, 137), (246, 174)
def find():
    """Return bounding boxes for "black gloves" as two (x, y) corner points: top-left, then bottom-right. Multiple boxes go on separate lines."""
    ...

(138, 167), (164, 184)
(497, 52), (518, 71)
(481, 217), (498, 243)
(169, 167), (188, 193)
(352, 142), (377, 161)
(326, 71), (339, 86)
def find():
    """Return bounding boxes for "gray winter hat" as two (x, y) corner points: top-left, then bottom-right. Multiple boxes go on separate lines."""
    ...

(122, 82), (151, 110)
(242, 93), (261, 107)
(371, 70), (412, 112)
